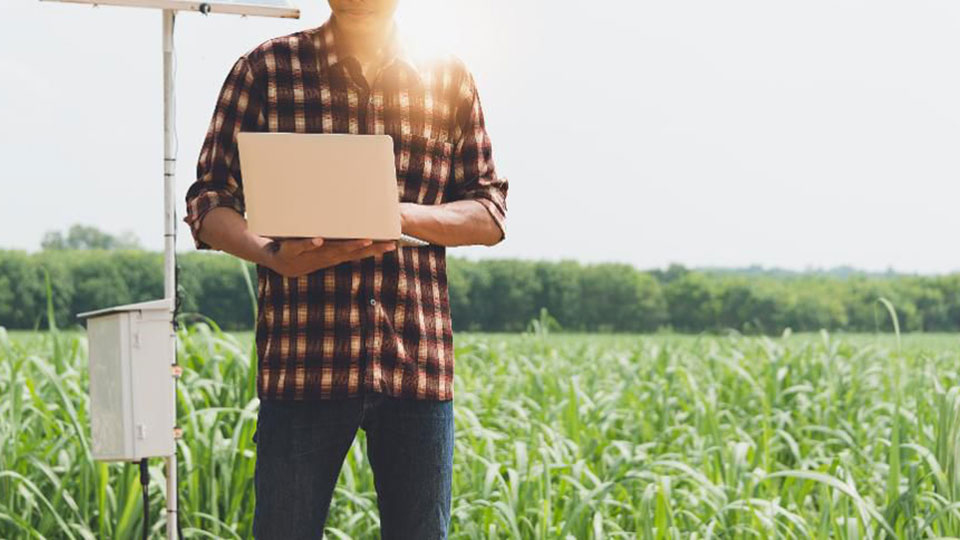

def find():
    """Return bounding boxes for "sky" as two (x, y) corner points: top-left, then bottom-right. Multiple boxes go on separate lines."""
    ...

(1, 0), (959, 274)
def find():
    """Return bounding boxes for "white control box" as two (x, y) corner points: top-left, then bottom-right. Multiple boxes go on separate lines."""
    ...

(78, 298), (176, 461)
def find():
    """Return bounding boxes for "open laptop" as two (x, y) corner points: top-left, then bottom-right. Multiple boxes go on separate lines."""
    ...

(236, 132), (429, 248)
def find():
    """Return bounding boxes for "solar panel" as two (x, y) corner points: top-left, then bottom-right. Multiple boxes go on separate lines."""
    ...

(40, 0), (299, 19)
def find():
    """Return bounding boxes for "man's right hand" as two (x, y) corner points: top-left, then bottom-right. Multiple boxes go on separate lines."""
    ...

(264, 237), (397, 278)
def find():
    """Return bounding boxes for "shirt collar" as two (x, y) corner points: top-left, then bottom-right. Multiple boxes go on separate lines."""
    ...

(313, 16), (420, 83)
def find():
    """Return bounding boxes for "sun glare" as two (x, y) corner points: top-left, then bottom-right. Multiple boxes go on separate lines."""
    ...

(394, 0), (459, 61)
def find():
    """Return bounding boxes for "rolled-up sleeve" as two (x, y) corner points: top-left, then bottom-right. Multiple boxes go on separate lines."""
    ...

(183, 55), (265, 250)
(449, 71), (508, 241)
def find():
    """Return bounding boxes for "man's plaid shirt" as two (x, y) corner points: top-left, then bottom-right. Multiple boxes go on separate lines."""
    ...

(183, 18), (508, 401)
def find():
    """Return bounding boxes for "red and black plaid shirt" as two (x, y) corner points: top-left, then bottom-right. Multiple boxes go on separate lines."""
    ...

(183, 18), (507, 401)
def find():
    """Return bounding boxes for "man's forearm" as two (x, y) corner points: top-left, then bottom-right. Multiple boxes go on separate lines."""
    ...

(196, 206), (274, 266)
(199, 201), (500, 262)
(400, 200), (503, 247)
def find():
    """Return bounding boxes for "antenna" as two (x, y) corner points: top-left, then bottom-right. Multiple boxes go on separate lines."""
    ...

(42, 0), (298, 18)
(47, 0), (300, 538)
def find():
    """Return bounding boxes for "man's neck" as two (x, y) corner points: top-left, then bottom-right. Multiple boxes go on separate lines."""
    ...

(331, 15), (393, 66)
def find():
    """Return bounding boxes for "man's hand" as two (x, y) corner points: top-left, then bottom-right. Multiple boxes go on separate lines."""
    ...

(193, 208), (399, 276)
(265, 237), (397, 278)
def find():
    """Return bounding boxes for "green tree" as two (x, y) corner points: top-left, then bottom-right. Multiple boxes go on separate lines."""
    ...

(41, 224), (142, 250)
(0, 251), (44, 328)
(466, 260), (542, 332)
(178, 253), (257, 330)
(534, 260), (582, 330)
(69, 253), (132, 316)
(446, 257), (472, 330)
(577, 264), (668, 332)
(664, 271), (720, 332)
(2, 248), (959, 334)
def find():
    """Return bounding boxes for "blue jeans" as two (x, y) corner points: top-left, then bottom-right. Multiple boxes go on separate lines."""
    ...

(251, 391), (454, 539)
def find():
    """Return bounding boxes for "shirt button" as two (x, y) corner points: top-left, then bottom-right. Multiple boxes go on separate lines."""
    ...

(369, 298), (377, 306)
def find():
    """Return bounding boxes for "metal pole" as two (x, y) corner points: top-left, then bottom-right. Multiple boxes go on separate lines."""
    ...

(162, 8), (178, 540)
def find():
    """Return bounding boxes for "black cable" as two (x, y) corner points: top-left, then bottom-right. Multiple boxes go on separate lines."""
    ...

(177, 489), (184, 538)
(174, 213), (184, 540)
(170, 18), (184, 536)
(140, 458), (150, 540)
(176, 366), (185, 540)
(174, 238), (184, 540)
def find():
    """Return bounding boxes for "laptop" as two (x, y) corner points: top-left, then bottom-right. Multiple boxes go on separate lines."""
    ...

(236, 132), (429, 248)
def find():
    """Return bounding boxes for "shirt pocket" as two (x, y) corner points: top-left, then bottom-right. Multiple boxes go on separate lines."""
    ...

(395, 134), (454, 205)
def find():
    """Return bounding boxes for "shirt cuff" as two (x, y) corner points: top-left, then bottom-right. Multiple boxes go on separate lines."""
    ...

(463, 188), (506, 241)
(183, 189), (245, 250)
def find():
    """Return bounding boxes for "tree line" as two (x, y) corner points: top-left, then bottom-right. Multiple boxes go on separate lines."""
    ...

(1, 249), (957, 333)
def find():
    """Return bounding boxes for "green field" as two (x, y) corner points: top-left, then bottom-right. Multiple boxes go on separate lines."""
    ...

(2, 326), (960, 538)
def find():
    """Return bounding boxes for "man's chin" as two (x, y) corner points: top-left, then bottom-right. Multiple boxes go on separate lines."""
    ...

(334, 12), (385, 32)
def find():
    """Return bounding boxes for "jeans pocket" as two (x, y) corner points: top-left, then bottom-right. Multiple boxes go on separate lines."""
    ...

(391, 396), (454, 419)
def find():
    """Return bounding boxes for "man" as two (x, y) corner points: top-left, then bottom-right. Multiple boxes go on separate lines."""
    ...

(182, 0), (508, 537)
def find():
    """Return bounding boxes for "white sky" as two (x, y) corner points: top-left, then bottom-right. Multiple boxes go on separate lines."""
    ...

(1, 0), (959, 274)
